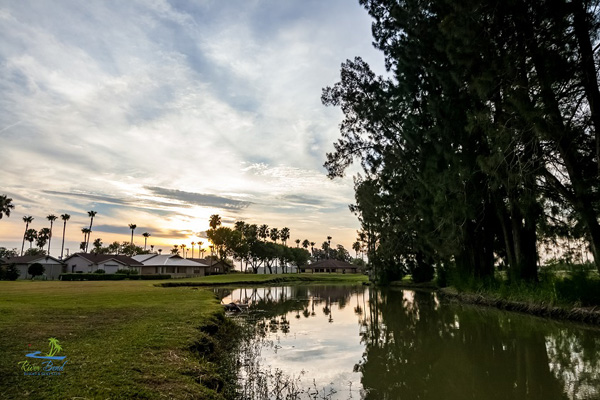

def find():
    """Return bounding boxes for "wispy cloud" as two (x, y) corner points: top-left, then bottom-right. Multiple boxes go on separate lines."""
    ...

(0, 0), (385, 251)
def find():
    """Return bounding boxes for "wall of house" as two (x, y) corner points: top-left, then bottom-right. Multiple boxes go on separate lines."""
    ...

(16, 261), (64, 280)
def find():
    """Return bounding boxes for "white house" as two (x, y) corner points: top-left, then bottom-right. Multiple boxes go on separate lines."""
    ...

(63, 253), (143, 274)
(2, 255), (65, 280)
(132, 254), (208, 277)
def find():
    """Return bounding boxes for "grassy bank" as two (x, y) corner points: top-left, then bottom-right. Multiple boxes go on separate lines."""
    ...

(0, 273), (366, 399)
(158, 272), (368, 287)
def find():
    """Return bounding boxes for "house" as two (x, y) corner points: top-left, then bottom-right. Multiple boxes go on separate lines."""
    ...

(188, 258), (233, 275)
(1, 255), (65, 280)
(299, 259), (362, 274)
(132, 254), (208, 277)
(63, 253), (143, 274)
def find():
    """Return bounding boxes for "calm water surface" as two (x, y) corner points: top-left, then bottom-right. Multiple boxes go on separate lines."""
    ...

(216, 286), (600, 400)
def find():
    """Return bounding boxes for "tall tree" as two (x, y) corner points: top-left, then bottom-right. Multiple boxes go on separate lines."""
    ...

(0, 195), (14, 219)
(295, 239), (301, 248)
(270, 228), (279, 243)
(191, 241), (196, 258)
(128, 224), (136, 244)
(21, 216), (33, 256)
(46, 214), (57, 256)
(209, 214), (222, 230)
(85, 211), (97, 252)
(60, 214), (70, 260)
(25, 228), (37, 249)
(258, 224), (269, 241)
(142, 232), (151, 250)
(280, 227), (291, 246)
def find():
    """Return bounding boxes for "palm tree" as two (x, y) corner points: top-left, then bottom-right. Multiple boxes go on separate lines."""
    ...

(60, 214), (70, 260)
(258, 224), (269, 241)
(199, 246), (206, 258)
(81, 228), (91, 252)
(310, 241), (315, 256)
(142, 232), (151, 250)
(234, 221), (246, 232)
(280, 227), (290, 246)
(21, 216), (34, 256)
(302, 239), (310, 250)
(85, 211), (97, 252)
(270, 228), (279, 243)
(181, 244), (187, 258)
(171, 244), (179, 255)
(352, 241), (361, 258)
(209, 214), (221, 230)
(191, 242), (196, 258)
(46, 214), (58, 256)
(295, 239), (301, 248)
(327, 236), (332, 258)
(37, 228), (50, 250)
(25, 228), (37, 249)
(0, 195), (14, 219)
(128, 224), (137, 244)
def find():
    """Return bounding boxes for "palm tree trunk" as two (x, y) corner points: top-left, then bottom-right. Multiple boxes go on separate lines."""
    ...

(60, 221), (67, 260)
(21, 222), (28, 256)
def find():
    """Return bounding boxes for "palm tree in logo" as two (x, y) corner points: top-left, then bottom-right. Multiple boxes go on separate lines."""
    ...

(46, 338), (62, 357)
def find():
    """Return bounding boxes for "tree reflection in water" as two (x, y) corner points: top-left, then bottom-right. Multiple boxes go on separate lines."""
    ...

(217, 286), (600, 400)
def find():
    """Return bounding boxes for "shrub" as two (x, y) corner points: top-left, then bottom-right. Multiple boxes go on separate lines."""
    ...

(116, 269), (139, 275)
(95, 269), (106, 274)
(59, 273), (171, 281)
(28, 263), (45, 279)
(4, 264), (20, 280)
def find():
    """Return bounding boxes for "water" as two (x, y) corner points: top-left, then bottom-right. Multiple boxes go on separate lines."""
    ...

(217, 286), (600, 400)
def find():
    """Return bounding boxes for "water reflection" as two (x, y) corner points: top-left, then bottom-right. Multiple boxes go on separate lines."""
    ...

(217, 286), (600, 400)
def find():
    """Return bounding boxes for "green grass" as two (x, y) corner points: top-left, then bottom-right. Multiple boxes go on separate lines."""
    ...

(160, 272), (368, 286)
(0, 273), (366, 399)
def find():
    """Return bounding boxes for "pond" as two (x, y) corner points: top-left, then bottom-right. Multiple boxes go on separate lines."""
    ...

(216, 285), (600, 400)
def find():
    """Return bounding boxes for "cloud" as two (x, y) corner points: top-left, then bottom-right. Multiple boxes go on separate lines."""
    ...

(145, 186), (252, 210)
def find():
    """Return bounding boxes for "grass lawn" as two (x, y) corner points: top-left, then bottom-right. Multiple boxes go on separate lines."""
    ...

(0, 273), (367, 399)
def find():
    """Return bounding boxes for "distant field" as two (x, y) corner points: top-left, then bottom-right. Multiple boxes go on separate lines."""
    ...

(0, 273), (367, 399)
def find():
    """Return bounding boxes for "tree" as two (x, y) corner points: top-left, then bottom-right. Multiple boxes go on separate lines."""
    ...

(0, 195), (14, 219)
(352, 241), (361, 258)
(60, 214), (70, 260)
(1, 264), (19, 280)
(24, 248), (46, 256)
(280, 227), (291, 246)
(171, 245), (179, 255)
(21, 216), (33, 256)
(327, 236), (332, 258)
(258, 224), (269, 241)
(92, 238), (103, 254)
(25, 228), (37, 250)
(85, 211), (97, 252)
(28, 263), (45, 279)
(46, 214), (57, 256)
(181, 244), (187, 258)
(81, 228), (91, 252)
(0, 247), (18, 258)
(270, 228), (279, 243)
(209, 214), (222, 230)
(302, 239), (310, 250)
(295, 239), (301, 248)
(36, 228), (50, 250)
(142, 232), (151, 250)
(191, 241), (196, 258)
(128, 224), (137, 244)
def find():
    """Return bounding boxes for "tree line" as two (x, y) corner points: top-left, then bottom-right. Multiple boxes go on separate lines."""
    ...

(323, 0), (600, 283)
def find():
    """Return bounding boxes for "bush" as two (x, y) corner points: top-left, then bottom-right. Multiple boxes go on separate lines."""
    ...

(59, 273), (171, 281)
(28, 263), (45, 279)
(95, 269), (106, 274)
(116, 269), (139, 275)
(4, 264), (20, 280)
(555, 269), (600, 306)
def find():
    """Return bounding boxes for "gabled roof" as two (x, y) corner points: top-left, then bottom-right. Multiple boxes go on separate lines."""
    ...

(308, 259), (358, 270)
(132, 254), (208, 266)
(63, 253), (143, 266)
(2, 255), (63, 264)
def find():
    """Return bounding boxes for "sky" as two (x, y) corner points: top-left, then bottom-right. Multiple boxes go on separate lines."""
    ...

(0, 0), (386, 257)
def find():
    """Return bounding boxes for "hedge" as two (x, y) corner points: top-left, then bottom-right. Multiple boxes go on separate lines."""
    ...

(59, 273), (172, 281)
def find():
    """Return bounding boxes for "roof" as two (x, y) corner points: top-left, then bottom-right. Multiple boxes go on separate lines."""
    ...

(189, 258), (233, 268)
(2, 255), (63, 264)
(63, 253), (143, 266)
(308, 259), (359, 270)
(132, 254), (208, 266)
